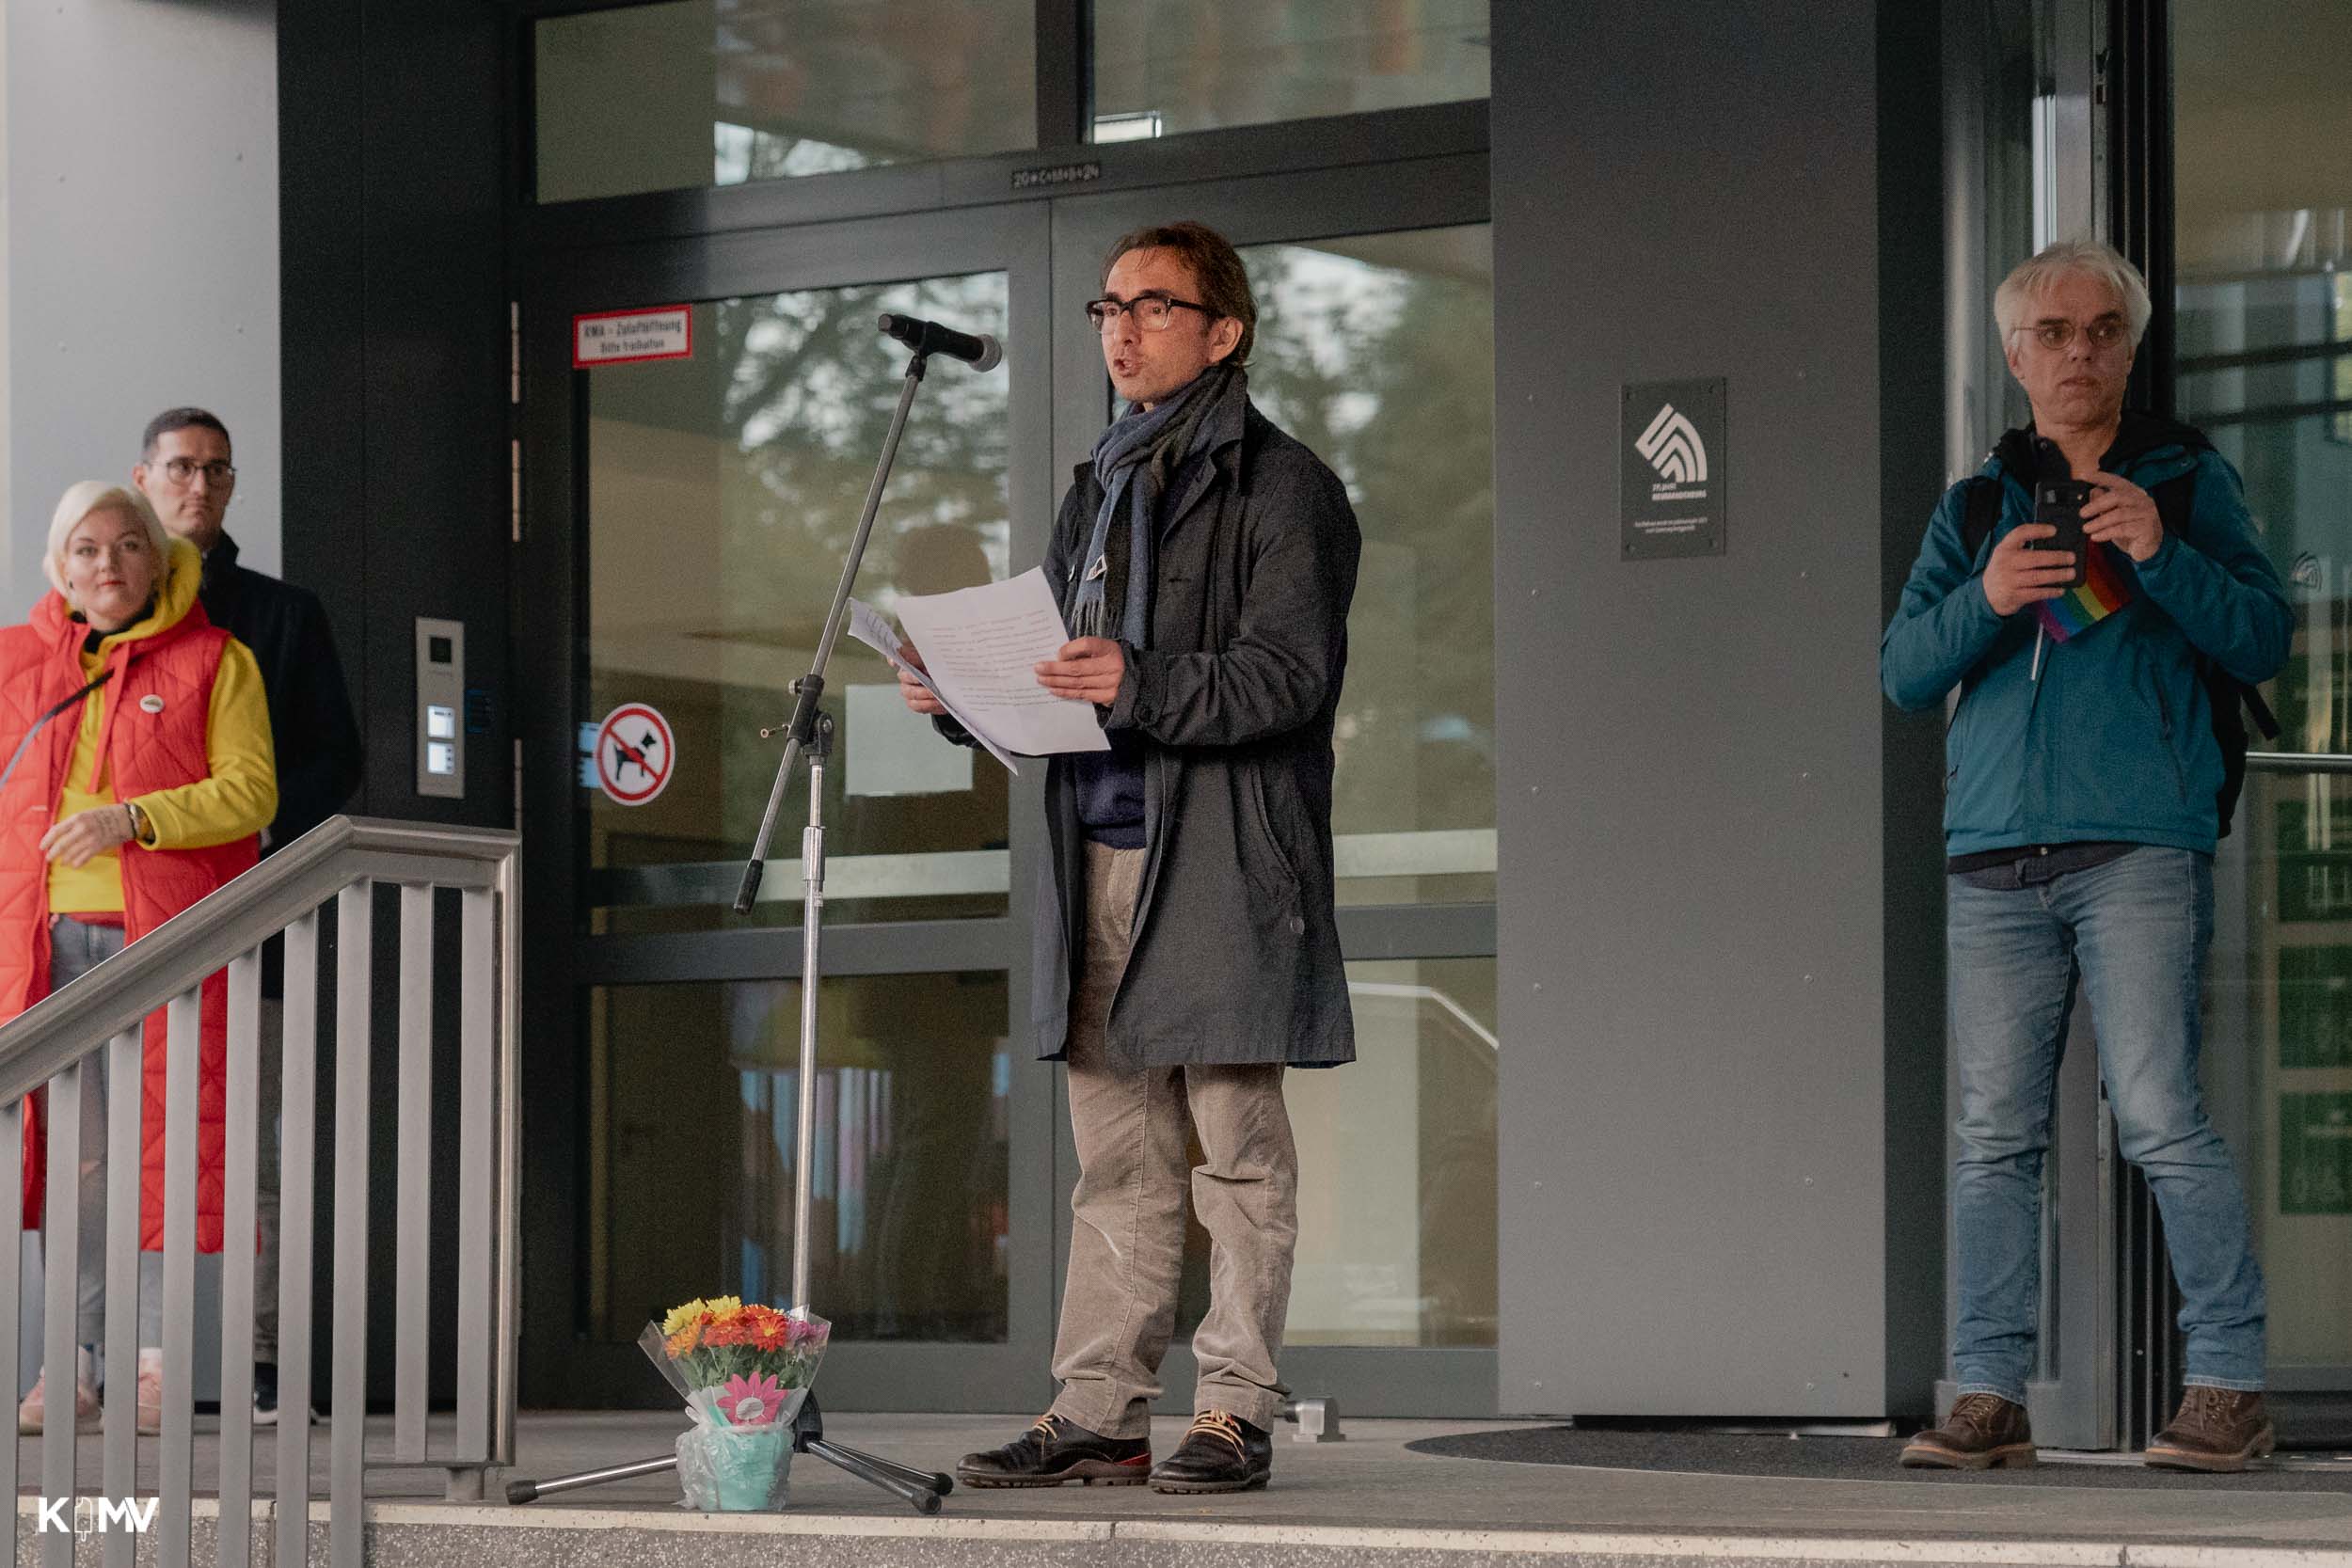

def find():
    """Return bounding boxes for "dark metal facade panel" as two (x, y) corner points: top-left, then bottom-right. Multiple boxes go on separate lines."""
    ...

(1492, 0), (1947, 1418)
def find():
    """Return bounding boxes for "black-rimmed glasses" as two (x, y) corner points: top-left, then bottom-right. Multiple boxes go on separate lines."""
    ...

(160, 457), (237, 486)
(1084, 293), (1214, 334)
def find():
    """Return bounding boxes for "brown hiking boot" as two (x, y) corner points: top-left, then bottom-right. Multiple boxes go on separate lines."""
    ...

(2145, 1386), (2274, 1473)
(1899, 1392), (2035, 1469)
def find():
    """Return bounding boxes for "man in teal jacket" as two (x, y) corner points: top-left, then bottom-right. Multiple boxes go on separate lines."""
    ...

(1882, 239), (2289, 1474)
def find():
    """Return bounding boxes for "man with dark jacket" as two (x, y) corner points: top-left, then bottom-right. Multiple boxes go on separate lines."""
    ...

(1882, 241), (2288, 1473)
(900, 222), (1359, 1494)
(134, 406), (364, 1425)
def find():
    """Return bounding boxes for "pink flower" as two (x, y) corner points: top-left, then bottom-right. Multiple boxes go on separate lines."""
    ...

(718, 1371), (787, 1427)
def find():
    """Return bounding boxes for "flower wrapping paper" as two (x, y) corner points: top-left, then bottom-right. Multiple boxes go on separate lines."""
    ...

(641, 1297), (831, 1511)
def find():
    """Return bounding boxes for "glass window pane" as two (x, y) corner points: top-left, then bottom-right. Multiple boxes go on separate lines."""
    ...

(1165, 958), (1497, 1347)
(2206, 773), (2352, 1369)
(1240, 229), (1494, 905)
(1948, 0), (2045, 464)
(582, 274), (1011, 933)
(586, 974), (1011, 1342)
(2171, 0), (2352, 1376)
(536, 1), (1038, 204)
(1090, 0), (1488, 142)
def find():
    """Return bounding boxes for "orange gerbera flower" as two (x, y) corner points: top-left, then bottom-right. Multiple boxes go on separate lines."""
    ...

(664, 1322), (701, 1357)
(745, 1304), (790, 1351)
(703, 1310), (751, 1348)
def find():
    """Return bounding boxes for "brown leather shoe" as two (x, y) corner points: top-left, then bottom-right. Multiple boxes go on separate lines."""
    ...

(1899, 1393), (2035, 1469)
(2145, 1386), (2274, 1473)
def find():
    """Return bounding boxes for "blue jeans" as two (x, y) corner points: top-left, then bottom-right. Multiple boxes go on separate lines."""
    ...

(1947, 846), (2265, 1402)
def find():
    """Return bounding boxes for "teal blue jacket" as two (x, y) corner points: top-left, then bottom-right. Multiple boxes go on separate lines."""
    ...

(1880, 417), (2291, 856)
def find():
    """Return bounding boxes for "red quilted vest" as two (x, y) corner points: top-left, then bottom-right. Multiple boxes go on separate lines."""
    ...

(2, 586), (257, 1249)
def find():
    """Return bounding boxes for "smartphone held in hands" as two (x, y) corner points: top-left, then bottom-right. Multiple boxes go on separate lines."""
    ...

(2031, 479), (2091, 590)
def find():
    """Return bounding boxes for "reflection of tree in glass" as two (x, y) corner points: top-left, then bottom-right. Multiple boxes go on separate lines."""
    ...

(699, 274), (1011, 846)
(710, 0), (1035, 178)
(1244, 242), (1495, 835)
(707, 274), (1010, 626)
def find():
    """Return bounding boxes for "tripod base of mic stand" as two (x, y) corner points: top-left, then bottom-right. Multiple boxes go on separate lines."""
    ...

(502, 1394), (953, 1514)
(796, 1393), (955, 1513)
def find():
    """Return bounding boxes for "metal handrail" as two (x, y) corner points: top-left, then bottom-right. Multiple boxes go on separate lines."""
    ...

(2247, 750), (2352, 775)
(0, 815), (520, 1568)
(0, 817), (515, 1101)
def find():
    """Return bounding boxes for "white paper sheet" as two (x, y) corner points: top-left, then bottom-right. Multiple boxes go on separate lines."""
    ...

(845, 597), (1021, 774)
(878, 569), (1113, 760)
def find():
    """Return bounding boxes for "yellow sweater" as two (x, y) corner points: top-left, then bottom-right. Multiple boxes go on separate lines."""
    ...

(47, 539), (277, 913)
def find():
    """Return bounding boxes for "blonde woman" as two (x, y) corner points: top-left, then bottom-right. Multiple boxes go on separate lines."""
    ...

(0, 482), (274, 1432)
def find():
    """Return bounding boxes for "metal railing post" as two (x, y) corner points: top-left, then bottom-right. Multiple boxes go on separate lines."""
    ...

(100, 1028), (139, 1568)
(330, 883), (373, 1568)
(40, 1058), (82, 1568)
(159, 986), (203, 1565)
(219, 950), (263, 1567)
(394, 885), (435, 1463)
(277, 910), (323, 1568)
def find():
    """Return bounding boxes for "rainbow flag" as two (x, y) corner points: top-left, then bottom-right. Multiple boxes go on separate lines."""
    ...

(2032, 541), (2136, 643)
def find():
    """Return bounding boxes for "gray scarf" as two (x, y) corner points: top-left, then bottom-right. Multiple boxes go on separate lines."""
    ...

(1070, 364), (1246, 647)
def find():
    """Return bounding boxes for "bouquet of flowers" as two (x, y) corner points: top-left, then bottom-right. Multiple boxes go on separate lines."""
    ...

(640, 1297), (831, 1511)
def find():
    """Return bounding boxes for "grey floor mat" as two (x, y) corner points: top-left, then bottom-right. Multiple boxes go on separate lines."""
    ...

(1406, 1426), (2352, 1490)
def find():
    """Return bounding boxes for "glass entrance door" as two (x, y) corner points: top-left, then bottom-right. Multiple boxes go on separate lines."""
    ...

(2169, 0), (2352, 1419)
(517, 204), (1060, 1409)
(516, 164), (1500, 1417)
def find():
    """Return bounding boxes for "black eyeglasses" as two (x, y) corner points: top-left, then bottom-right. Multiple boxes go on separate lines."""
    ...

(159, 457), (237, 487)
(1084, 293), (1214, 334)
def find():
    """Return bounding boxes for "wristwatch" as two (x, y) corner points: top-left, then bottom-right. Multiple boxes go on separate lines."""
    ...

(123, 800), (150, 846)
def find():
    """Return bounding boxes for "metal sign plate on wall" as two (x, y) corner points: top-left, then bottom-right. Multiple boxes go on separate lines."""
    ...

(1622, 378), (1726, 560)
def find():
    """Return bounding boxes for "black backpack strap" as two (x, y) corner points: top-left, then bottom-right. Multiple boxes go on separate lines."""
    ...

(2241, 682), (2280, 741)
(2146, 467), (2276, 734)
(1959, 474), (2001, 564)
(2141, 457), (2280, 834)
(2148, 467), (2198, 542)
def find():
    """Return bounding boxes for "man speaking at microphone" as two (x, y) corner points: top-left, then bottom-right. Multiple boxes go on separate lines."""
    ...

(899, 221), (1359, 1494)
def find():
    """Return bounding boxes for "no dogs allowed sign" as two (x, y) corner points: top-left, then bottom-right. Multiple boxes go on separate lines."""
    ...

(594, 704), (675, 806)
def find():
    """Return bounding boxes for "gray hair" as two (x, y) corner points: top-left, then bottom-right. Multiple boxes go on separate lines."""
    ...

(44, 482), (172, 604)
(1994, 237), (2153, 348)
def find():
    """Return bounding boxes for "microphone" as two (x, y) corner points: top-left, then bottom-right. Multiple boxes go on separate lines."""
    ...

(877, 313), (1003, 372)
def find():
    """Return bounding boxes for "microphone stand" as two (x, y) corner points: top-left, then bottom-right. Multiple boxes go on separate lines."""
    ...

(507, 346), (957, 1514)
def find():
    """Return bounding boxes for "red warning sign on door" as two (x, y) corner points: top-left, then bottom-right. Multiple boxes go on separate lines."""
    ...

(594, 704), (675, 805)
(573, 306), (693, 368)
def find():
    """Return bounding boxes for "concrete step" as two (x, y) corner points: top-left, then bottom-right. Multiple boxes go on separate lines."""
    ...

(17, 1412), (2352, 1567)
(23, 1497), (2352, 1568)
(346, 1506), (2352, 1568)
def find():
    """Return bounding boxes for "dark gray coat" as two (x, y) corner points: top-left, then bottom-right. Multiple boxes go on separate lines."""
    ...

(999, 394), (1360, 1069)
